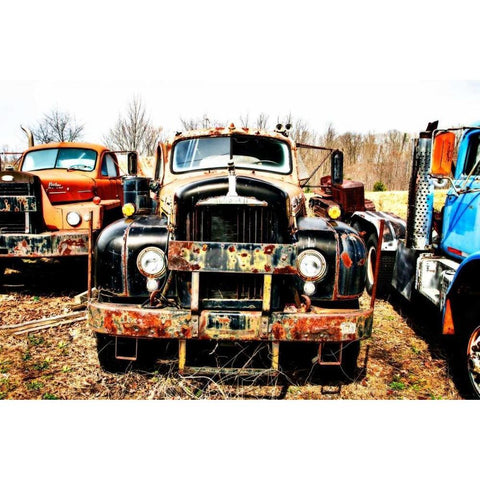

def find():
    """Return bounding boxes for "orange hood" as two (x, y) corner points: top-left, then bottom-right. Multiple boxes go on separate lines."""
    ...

(35, 169), (96, 204)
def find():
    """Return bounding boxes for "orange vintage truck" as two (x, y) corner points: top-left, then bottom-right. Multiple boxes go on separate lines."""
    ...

(0, 134), (137, 278)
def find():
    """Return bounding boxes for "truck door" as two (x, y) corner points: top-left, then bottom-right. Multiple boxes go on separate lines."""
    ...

(98, 153), (123, 201)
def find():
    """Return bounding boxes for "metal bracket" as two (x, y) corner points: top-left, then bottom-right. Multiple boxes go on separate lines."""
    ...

(114, 336), (138, 361)
(317, 342), (342, 366)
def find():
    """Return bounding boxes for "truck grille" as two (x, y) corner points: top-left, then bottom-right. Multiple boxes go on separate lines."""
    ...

(0, 213), (27, 233)
(0, 183), (30, 195)
(183, 204), (285, 305)
(0, 180), (43, 234)
(188, 205), (278, 243)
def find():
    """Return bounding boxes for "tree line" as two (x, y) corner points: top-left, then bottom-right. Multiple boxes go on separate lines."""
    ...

(23, 96), (414, 191)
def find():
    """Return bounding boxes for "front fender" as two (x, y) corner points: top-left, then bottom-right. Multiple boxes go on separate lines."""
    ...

(444, 253), (480, 334)
(296, 217), (366, 299)
(95, 215), (169, 297)
(350, 210), (406, 252)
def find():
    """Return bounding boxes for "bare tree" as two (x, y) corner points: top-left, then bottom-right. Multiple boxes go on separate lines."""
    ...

(104, 96), (161, 156)
(179, 114), (227, 131)
(30, 109), (84, 144)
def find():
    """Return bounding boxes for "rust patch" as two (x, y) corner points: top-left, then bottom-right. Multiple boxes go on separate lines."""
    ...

(264, 245), (275, 255)
(273, 265), (297, 275)
(341, 251), (353, 268)
(271, 322), (286, 340)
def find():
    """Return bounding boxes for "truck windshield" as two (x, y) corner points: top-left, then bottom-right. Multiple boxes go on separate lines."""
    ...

(172, 135), (291, 174)
(22, 148), (97, 172)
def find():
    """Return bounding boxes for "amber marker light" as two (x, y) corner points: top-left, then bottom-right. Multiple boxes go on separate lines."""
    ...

(327, 205), (341, 220)
(122, 203), (136, 217)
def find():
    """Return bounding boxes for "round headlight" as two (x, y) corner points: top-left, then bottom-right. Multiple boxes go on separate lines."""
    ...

(66, 211), (82, 227)
(297, 249), (327, 281)
(137, 247), (166, 278)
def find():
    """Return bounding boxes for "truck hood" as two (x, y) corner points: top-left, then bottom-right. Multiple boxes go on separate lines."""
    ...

(161, 170), (305, 218)
(33, 169), (96, 204)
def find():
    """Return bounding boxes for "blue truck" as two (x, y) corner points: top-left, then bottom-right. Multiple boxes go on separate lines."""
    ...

(349, 121), (480, 398)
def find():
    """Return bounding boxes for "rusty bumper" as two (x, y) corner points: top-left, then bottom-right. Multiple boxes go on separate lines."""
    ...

(88, 301), (373, 343)
(0, 231), (89, 258)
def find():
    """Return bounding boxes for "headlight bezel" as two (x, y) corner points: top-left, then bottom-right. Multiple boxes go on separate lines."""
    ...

(66, 211), (82, 227)
(136, 246), (167, 278)
(296, 249), (327, 281)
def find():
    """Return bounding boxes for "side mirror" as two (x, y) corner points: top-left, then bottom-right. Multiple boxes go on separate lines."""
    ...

(331, 150), (343, 185)
(127, 152), (138, 176)
(431, 131), (455, 177)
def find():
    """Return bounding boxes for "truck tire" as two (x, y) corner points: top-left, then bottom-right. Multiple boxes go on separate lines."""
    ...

(461, 323), (480, 399)
(96, 333), (134, 373)
(341, 340), (360, 381)
(365, 233), (394, 297)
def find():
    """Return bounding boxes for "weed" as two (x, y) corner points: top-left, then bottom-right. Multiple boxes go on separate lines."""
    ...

(388, 380), (406, 391)
(411, 345), (421, 355)
(22, 350), (32, 362)
(33, 359), (52, 371)
(42, 393), (59, 400)
(26, 380), (44, 391)
(28, 334), (45, 346)
(0, 361), (11, 374)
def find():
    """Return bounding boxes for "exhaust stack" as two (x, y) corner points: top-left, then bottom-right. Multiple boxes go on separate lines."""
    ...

(21, 125), (34, 147)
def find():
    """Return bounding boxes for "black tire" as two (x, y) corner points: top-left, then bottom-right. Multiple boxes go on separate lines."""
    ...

(365, 233), (394, 297)
(96, 333), (134, 373)
(341, 340), (360, 381)
(459, 323), (480, 399)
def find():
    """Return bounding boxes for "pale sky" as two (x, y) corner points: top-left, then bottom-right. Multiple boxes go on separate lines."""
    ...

(2, 1), (480, 150)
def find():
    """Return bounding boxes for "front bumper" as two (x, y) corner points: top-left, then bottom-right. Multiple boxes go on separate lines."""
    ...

(88, 301), (373, 343)
(0, 231), (90, 258)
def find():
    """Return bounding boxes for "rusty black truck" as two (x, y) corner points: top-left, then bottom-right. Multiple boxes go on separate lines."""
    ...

(88, 124), (376, 376)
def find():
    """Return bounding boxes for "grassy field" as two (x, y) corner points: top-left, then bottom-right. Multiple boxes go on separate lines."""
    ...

(366, 190), (448, 219)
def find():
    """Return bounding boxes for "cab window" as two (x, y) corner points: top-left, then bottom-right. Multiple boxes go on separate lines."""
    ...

(464, 134), (480, 176)
(101, 153), (119, 177)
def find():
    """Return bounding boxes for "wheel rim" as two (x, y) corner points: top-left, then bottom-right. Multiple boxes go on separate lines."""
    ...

(466, 325), (480, 397)
(367, 245), (377, 286)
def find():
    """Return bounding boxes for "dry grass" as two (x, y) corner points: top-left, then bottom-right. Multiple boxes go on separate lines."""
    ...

(0, 290), (461, 400)
(366, 190), (448, 219)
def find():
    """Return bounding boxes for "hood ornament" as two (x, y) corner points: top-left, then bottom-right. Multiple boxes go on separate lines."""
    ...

(197, 160), (267, 207)
(227, 161), (238, 197)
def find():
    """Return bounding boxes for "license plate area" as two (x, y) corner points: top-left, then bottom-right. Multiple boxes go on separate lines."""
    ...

(199, 311), (262, 340)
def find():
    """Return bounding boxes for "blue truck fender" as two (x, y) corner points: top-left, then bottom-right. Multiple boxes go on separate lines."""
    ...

(442, 252), (480, 334)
